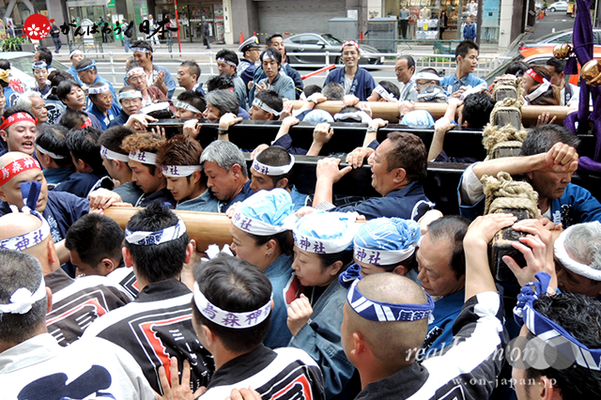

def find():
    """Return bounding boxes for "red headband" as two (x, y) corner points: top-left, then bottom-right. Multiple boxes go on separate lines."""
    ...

(79, 118), (92, 129)
(525, 68), (545, 85)
(0, 112), (37, 131)
(0, 158), (42, 187)
(341, 40), (360, 52)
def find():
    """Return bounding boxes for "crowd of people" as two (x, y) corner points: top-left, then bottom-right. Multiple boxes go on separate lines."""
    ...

(0, 33), (600, 400)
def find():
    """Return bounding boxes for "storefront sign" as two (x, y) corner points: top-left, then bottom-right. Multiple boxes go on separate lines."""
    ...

(410, 8), (420, 24)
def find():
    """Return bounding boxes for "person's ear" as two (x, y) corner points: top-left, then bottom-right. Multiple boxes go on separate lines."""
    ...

(190, 170), (202, 185)
(100, 257), (117, 275)
(538, 375), (558, 400)
(393, 167), (407, 184)
(265, 239), (277, 257)
(46, 287), (53, 313)
(275, 178), (288, 189)
(184, 241), (194, 264)
(0, 129), (7, 142)
(200, 324), (215, 347)
(122, 247), (134, 268)
(230, 164), (243, 179)
(392, 264), (408, 276)
(328, 260), (344, 276)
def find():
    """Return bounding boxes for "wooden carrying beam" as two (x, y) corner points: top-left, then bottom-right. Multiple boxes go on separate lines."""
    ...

(288, 101), (572, 125)
(103, 208), (233, 251)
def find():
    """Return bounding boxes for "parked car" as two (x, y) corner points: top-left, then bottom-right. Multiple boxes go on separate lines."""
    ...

(520, 28), (601, 52)
(284, 33), (384, 66)
(547, 1), (569, 12)
(1, 51), (70, 92)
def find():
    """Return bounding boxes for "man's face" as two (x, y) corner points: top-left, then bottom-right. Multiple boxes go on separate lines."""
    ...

(342, 45), (360, 68)
(33, 52), (40, 62)
(203, 161), (239, 201)
(366, 90), (385, 102)
(127, 72), (147, 91)
(367, 139), (396, 196)
(459, 48), (479, 74)
(546, 65), (564, 86)
(217, 61), (236, 77)
(120, 93), (143, 115)
(416, 79), (435, 92)
(555, 258), (601, 298)
(174, 106), (197, 119)
(203, 103), (221, 120)
(29, 97), (48, 124)
(0, 167), (48, 212)
(128, 160), (163, 194)
(395, 59), (414, 84)
(520, 74), (536, 93)
(467, 16), (472, 24)
(250, 169), (275, 192)
(177, 66), (195, 89)
(102, 157), (119, 179)
(77, 69), (95, 85)
(71, 53), (84, 67)
(2, 121), (37, 155)
(263, 59), (279, 79)
(249, 104), (271, 120)
(133, 51), (151, 67)
(69, 249), (104, 277)
(33, 68), (48, 86)
(528, 169), (572, 201)
(165, 176), (196, 201)
(416, 233), (465, 297)
(63, 86), (86, 110)
(269, 36), (285, 56)
(91, 90), (114, 112)
(246, 47), (261, 62)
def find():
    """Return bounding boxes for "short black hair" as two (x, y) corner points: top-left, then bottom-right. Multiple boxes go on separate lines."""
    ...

(192, 254), (272, 353)
(378, 80), (401, 101)
(65, 214), (125, 268)
(215, 49), (239, 68)
(260, 47), (282, 66)
(255, 145), (292, 187)
(125, 203), (189, 283)
(546, 57), (566, 74)
(254, 90), (283, 114)
(303, 85), (322, 97)
(462, 92), (495, 130)
(520, 125), (580, 157)
(525, 293), (601, 400)
(56, 79), (82, 102)
(180, 61), (200, 81)
(59, 109), (88, 130)
(66, 127), (105, 173)
(176, 90), (206, 114)
(266, 33), (284, 46)
(425, 215), (469, 279)
(398, 55), (415, 70)
(0, 59), (9, 88)
(98, 126), (135, 155)
(35, 124), (71, 167)
(317, 250), (354, 272)
(504, 61), (529, 77)
(206, 74), (234, 92)
(35, 47), (53, 66)
(455, 40), (479, 59)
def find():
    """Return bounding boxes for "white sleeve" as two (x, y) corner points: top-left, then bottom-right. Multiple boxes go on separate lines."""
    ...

(460, 163), (485, 206)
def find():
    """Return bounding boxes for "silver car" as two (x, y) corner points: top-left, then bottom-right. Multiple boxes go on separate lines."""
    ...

(0, 51), (70, 92)
(519, 28), (601, 50)
(547, 1), (568, 12)
(284, 33), (384, 66)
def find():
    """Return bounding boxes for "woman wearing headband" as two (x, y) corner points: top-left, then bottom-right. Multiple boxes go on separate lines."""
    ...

(289, 211), (358, 399)
(229, 189), (296, 348)
(521, 66), (560, 106)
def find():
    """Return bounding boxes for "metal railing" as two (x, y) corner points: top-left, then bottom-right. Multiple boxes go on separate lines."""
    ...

(77, 50), (511, 85)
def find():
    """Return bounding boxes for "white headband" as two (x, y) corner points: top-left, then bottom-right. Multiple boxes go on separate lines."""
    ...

(353, 244), (416, 266)
(374, 84), (397, 102)
(232, 209), (295, 236)
(0, 274), (46, 315)
(525, 80), (551, 102)
(414, 72), (443, 82)
(69, 50), (83, 58)
(88, 83), (111, 95)
(554, 229), (601, 281)
(36, 144), (65, 160)
(125, 217), (187, 245)
(252, 99), (281, 116)
(100, 145), (130, 162)
(193, 281), (272, 329)
(129, 149), (157, 165)
(334, 111), (373, 124)
(0, 215), (50, 252)
(162, 165), (202, 178)
(127, 67), (146, 79)
(131, 47), (151, 54)
(175, 101), (201, 115)
(118, 91), (143, 101)
(217, 57), (237, 67)
(262, 53), (278, 62)
(251, 155), (295, 176)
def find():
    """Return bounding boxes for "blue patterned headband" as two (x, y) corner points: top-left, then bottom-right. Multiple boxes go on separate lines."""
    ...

(125, 217), (187, 245)
(347, 278), (434, 323)
(75, 59), (96, 72)
(514, 272), (601, 370)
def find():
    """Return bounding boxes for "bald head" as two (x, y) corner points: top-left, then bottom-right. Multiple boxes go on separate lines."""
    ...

(0, 151), (48, 213)
(0, 213), (57, 275)
(345, 273), (429, 371)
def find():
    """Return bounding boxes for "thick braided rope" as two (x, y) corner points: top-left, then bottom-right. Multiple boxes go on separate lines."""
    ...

(489, 97), (524, 129)
(482, 123), (529, 160)
(491, 76), (524, 99)
(482, 172), (540, 218)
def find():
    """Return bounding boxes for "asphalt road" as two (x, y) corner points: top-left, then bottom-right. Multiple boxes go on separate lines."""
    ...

(529, 10), (576, 40)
